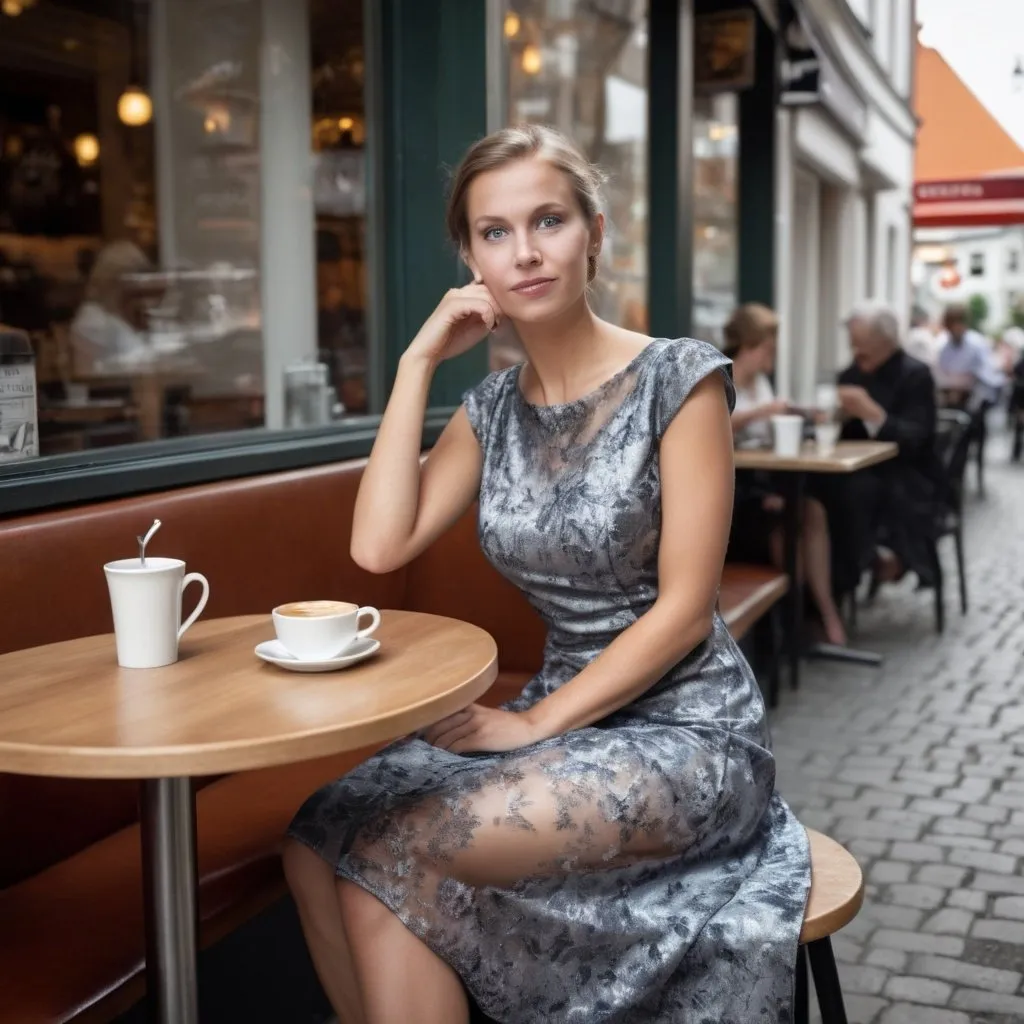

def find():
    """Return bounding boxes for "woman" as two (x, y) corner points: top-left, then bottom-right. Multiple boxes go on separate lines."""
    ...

(69, 240), (151, 375)
(284, 125), (809, 1024)
(727, 304), (847, 647)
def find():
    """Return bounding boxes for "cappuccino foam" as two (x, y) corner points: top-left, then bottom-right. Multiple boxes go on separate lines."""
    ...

(276, 600), (357, 618)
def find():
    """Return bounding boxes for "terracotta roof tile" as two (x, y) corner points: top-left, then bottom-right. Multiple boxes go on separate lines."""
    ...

(914, 42), (1024, 182)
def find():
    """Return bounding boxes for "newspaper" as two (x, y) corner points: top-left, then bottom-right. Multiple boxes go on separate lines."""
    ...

(0, 362), (39, 461)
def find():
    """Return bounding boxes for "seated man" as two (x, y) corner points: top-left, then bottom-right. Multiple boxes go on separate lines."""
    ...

(824, 300), (942, 594)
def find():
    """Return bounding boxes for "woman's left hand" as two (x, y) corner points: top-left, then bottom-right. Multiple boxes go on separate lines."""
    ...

(422, 704), (543, 754)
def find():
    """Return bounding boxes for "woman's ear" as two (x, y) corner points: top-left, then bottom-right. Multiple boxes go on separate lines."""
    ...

(462, 250), (482, 285)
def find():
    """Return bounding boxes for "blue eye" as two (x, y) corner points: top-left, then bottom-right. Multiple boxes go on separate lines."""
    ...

(483, 226), (507, 241)
(538, 214), (562, 229)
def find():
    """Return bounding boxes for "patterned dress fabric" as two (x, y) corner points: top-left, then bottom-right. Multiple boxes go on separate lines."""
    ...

(288, 337), (811, 1023)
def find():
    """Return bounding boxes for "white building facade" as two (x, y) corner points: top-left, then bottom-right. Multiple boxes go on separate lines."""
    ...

(913, 227), (1024, 332)
(773, 0), (917, 403)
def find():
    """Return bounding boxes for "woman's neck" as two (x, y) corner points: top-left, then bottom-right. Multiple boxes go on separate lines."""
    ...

(513, 299), (626, 405)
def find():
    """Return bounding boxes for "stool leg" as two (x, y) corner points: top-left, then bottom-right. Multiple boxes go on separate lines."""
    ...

(794, 944), (809, 1024)
(807, 937), (848, 1024)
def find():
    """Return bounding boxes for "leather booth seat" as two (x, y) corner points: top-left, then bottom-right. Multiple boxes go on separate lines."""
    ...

(0, 460), (542, 1023)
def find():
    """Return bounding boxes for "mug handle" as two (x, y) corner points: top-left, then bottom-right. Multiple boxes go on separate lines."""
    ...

(179, 572), (211, 640)
(355, 606), (381, 640)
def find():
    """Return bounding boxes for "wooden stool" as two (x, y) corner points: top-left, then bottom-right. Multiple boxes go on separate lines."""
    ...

(796, 828), (865, 1024)
(469, 827), (863, 1024)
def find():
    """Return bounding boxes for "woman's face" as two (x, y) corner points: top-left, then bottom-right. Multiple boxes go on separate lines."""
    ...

(463, 156), (602, 323)
(756, 332), (777, 375)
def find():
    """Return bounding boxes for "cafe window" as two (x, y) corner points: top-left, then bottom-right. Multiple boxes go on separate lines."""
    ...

(495, 0), (649, 367)
(692, 92), (738, 348)
(0, 0), (373, 461)
(969, 252), (985, 277)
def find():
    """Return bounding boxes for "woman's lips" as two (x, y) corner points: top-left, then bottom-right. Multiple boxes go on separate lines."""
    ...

(510, 277), (556, 298)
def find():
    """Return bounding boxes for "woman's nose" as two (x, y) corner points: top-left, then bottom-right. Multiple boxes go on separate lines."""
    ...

(514, 239), (541, 268)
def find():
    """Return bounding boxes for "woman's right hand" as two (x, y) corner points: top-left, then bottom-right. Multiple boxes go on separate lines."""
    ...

(758, 398), (791, 419)
(405, 283), (504, 366)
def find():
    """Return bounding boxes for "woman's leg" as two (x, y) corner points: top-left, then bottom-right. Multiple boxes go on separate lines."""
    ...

(800, 497), (846, 646)
(336, 741), (755, 1023)
(282, 839), (367, 1024)
(337, 880), (470, 1024)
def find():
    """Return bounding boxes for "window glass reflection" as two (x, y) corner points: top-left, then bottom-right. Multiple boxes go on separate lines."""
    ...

(0, 0), (370, 459)
(497, 0), (648, 369)
(692, 92), (738, 348)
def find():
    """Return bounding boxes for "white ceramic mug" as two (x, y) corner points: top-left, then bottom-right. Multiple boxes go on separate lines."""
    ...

(814, 421), (841, 456)
(104, 557), (210, 668)
(771, 414), (805, 458)
(272, 601), (381, 661)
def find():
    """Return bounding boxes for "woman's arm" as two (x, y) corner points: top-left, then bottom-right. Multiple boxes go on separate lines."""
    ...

(425, 372), (735, 752)
(350, 284), (502, 574)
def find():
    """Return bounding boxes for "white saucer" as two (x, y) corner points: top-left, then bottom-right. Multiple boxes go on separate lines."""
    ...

(255, 637), (381, 673)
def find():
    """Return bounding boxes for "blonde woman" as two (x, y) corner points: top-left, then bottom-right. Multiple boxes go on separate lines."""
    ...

(725, 304), (847, 646)
(69, 240), (150, 373)
(284, 126), (809, 1024)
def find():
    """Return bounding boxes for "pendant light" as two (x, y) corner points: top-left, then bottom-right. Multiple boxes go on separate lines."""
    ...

(117, 0), (152, 126)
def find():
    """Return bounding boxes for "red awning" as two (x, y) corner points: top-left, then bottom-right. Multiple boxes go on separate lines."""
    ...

(914, 172), (1024, 228)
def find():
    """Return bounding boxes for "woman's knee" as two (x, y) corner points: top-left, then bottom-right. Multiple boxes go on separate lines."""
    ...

(802, 496), (826, 528)
(282, 838), (332, 901)
(336, 877), (394, 935)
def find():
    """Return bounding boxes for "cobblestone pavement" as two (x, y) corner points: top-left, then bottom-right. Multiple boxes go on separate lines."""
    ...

(770, 437), (1024, 1024)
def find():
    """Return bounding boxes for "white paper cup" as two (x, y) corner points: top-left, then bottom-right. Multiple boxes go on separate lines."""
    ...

(815, 421), (841, 456)
(771, 414), (804, 458)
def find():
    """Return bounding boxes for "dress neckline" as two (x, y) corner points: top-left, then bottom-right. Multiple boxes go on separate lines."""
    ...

(514, 340), (663, 413)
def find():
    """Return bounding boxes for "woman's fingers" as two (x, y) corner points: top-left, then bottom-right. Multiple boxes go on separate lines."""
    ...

(422, 708), (472, 746)
(432, 718), (480, 751)
(451, 298), (499, 332)
(463, 283), (504, 328)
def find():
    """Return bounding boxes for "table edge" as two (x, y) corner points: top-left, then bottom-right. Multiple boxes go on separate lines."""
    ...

(0, 612), (499, 779)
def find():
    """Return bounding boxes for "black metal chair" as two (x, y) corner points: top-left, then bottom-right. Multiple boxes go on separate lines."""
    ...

(928, 408), (972, 633)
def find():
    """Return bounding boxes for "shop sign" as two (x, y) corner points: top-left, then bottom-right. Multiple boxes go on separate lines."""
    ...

(781, 5), (867, 139)
(694, 9), (756, 94)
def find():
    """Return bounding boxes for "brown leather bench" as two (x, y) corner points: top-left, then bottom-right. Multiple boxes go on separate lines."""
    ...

(0, 460), (786, 1023)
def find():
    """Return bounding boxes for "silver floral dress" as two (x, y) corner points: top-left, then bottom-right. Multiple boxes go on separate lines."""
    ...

(288, 337), (811, 1023)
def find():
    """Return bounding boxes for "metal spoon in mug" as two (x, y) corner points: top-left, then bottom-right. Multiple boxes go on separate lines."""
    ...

(138, 519), (162, 566)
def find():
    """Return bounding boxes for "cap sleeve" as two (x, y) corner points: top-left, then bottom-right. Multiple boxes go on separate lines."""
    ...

(651, 338), (735, 440)
(461, 367), (514, 449)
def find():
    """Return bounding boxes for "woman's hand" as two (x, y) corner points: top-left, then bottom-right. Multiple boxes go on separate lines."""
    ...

(422, 704), (543, 754)
(758, 398), (791, 419)
(405, 283), (504, 366)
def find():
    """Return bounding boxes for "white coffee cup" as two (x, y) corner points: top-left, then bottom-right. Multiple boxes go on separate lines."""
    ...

(104, 557), (210, 668)
(272, 600), (382, 661)
(815, 421), (841, 456)
(771, 414), (805, 458)
(815, 384), (839, 415)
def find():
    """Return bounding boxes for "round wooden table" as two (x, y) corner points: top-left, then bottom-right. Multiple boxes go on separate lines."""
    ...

(0, 611), (497, 1024)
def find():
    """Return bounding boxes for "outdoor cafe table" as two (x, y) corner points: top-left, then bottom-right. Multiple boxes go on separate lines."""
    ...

(0, 611), (497, 1024)
(733, 440), (899, 690)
